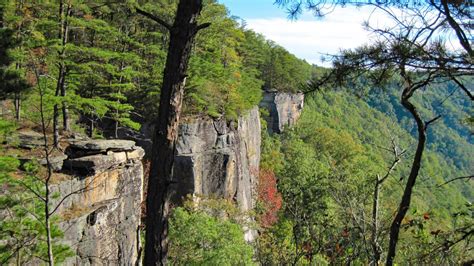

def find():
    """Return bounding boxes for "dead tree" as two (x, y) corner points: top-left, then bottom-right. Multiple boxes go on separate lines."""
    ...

(371, 137), (406, 265)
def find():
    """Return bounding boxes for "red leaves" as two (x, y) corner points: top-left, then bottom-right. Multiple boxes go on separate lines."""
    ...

(257, 169), (282, 228)
(341, 228), (349, 238)
(423, 212), (430, 220)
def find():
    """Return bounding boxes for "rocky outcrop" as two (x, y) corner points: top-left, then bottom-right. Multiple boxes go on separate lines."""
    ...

(55, 139), (144, 265)
(64, 139), (143, 175)
(171, 107), (261, 240)
(259, 90), (304, 133)
(10, 130), (46, 149)
(66, 139), (136, 157)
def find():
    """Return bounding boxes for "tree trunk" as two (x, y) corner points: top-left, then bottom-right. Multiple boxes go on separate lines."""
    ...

(45, 195), (54, 266)
(440, 0), (473, 57)
(14, 92), (20, 121)
(114, 119), (119, 139)
(62, 94), (69, 131)
(38, 68), (55, 266)
(53, 0), (70, 147)
(386, 92), (426, 265)
(53, 104), (60, 147)
(144, 1), (207, 265)
(88, 118), (94, 138)
(371, 175), (381, 265)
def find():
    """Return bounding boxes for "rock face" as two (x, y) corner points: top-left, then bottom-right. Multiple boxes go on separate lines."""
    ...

(172, 107), (261, 240)
(55, 140), (144, 265)
(259, 90), (304, 133)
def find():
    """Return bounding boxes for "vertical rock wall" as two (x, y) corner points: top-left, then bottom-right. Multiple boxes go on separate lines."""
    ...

(259, 90), (304, 133)
(171, 107), (261, 240)
(56, 140), (144, 265)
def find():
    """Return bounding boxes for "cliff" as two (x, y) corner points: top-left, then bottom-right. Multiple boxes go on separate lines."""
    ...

(259, 90), (304, 133)
(172, 107), (261, 240)
(56, 140), (144, 265)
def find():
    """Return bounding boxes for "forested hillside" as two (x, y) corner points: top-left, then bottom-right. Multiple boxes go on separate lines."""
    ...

(257, 89), (472, 264)
(0, 0), (472, 265)
(367, 82), (473, 173)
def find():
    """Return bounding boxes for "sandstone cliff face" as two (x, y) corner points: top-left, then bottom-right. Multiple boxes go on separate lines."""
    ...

(172, 107), (261, 240)
(259, 91), (304, 133)
(56, 140), (144, 265)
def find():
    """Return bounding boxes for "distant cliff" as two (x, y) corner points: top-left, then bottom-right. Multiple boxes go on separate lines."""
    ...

(259, 90), (304, 133)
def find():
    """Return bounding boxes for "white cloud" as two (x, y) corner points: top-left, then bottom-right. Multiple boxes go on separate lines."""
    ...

(245, 6), (464, 66)
(245, 6), (394, 66)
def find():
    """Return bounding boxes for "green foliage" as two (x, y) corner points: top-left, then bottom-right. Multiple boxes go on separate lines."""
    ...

(256, 217), (303, 265)
(0, 157), (73, 264)
(260, 131), (284, 172)
(366, 80), (473, 176)
(0, 118), (16, 143)
(258, 89), (472, 264)
(168, 196), (254, 265)
(2, 0), (311, 134)
(0, 4), (29, 101)
(261, 42), (312, 92)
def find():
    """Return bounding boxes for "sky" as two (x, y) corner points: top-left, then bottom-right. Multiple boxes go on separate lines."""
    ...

(218, 1), (393, 66)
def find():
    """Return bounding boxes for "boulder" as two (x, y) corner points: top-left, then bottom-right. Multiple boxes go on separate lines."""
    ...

(39, 154), (68, 172)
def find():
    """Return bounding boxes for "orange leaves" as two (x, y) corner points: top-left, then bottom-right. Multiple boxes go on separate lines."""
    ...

(83, 14), (94, 20)
(232, 71), (241, 79)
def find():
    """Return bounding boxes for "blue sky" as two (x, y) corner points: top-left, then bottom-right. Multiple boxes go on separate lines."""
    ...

(218, 1), (464, 66)
(218, 1), (385, 65)
(218, 1), (391, 66)
(219, 1), (289, 19)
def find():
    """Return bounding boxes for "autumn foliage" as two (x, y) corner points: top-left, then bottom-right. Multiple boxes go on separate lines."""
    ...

(257, 169), (282, 228)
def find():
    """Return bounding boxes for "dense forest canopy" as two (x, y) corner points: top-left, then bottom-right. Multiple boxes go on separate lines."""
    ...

(0, 0), (313, 130)
(0, 0), (472, 265)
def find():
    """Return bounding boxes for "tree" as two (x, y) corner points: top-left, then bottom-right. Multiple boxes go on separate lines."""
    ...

(135, 1), (211, 264)
(0, 157), (74, 265)
(312, 13), (473, 265)
(370, 137), (406, 265)
(257, 169), (283, 228)
(0, 2), (29, 120)
(53, 0), (71, 147)
(277, 0), (472, 263)
(0, 56), (81, 264)
(167, 196), (254, 265)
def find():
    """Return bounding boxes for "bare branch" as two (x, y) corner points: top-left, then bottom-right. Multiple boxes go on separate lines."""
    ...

(439, 0), (473, 57)
(48, 176), (101, 216)
(18, 180), (46, 203)
(424, 115), (442, 129)
(437, 175), (474, 187)
(450, 76), (474, 101)
(135, 7), (171, 31)
(196, 22), (211, 31)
